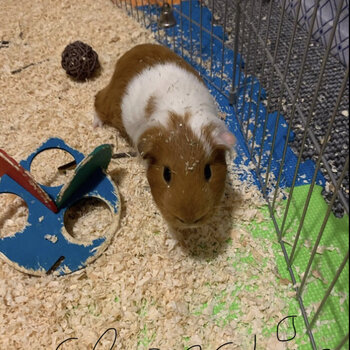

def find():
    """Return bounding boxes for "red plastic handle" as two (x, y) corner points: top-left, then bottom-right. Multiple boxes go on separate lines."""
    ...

(0, 149), (58, 213)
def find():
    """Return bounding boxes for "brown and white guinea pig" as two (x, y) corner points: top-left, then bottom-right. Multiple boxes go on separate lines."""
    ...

(94, 43), (235, 230)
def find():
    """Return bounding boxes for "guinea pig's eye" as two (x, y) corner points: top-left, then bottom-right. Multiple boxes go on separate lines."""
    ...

(204, 164), (212, 181)
(163, 166), (172, 183)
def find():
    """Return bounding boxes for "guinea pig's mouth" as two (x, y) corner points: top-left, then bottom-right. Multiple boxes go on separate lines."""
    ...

(177, 222), (201, 229)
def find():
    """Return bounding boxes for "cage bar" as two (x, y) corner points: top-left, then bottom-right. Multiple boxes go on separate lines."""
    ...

(308, 249), (349, 331)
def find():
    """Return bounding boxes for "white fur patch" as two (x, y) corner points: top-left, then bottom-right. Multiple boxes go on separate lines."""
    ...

(121, 62), (228, 152)
(92, 111), (104, 128)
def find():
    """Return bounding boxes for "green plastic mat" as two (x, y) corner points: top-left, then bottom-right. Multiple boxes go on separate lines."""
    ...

(249, 185), (349, 350)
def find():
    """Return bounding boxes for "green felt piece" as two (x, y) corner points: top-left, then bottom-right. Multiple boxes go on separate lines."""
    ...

(56, 144), (112, 209)
(248, 185), (349, 350)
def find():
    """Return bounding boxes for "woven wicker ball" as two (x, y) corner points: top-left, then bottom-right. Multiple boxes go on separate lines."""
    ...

(61, 41), (100, 81)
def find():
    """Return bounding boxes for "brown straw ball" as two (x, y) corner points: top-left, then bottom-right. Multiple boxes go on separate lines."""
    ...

(61, 41), (100, 81)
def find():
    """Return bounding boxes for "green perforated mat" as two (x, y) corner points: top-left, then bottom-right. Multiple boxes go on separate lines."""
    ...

(248, 185), (349, 349)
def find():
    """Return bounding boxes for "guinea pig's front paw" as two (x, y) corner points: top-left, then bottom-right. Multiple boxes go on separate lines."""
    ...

(92, 111), (104, 128)
(165, 237), (178, 251)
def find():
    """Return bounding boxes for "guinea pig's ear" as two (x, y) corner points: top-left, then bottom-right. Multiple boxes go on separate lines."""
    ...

(213, 130), (236, 150)
(137, 136), (156, 163)
(209, 146), (226, 164)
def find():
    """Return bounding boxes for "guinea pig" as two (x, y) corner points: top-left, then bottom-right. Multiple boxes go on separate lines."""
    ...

(94, 43), (235, 229)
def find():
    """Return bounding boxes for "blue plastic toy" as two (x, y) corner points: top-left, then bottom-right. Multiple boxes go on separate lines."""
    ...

(0, 138), (120, 276)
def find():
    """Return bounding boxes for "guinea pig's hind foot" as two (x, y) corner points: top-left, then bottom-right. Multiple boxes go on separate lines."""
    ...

(92, 111), (104, 128)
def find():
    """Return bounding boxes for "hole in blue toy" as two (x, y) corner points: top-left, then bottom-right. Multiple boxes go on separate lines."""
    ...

(0, 193), (29, 238)
(30, 148), (76, 187)
(64, 197), (112, 243)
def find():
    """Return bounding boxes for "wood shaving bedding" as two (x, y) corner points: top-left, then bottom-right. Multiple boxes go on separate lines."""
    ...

(0, 1), (296, 349)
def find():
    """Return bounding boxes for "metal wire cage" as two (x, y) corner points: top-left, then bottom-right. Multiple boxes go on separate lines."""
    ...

(113, 0), (349, 348)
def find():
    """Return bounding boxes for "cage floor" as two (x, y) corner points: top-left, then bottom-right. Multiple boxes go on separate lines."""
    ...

(0, 1), (348, 350)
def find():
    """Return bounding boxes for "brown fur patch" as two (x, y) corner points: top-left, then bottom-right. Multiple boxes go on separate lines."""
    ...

(138, 112), (205, 167)
(168, 110), (192, 126)
(144, 95), (157, 120)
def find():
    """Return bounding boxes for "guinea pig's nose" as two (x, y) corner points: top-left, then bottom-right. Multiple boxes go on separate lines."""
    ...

(175, 214), (204, 225)
(193, 216), (204, 224)
(175, 216), (186, 224)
